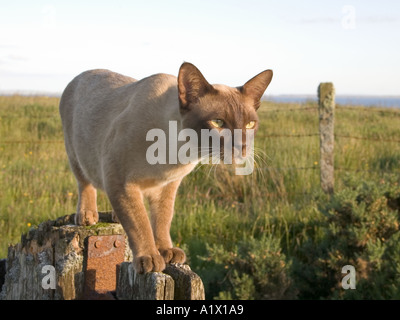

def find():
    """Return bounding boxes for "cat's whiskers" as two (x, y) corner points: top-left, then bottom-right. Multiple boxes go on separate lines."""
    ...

(193, 145), (269, 179)
(253, 147), (271, 166)
(252, 147), (272, 181)
(192, 147), (221, 175)
(252, 149), (267, 181)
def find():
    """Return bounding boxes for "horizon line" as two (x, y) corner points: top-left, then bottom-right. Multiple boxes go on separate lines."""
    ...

(1, 91), (400, 99)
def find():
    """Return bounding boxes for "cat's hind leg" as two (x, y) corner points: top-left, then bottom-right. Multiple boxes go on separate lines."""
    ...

(76, 181), (99, 226)
(70, 161), (99, 226)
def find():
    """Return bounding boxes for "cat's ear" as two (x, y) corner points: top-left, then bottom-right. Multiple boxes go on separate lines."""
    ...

(241, 70), (273, 110)
(178, 62), (215, 111)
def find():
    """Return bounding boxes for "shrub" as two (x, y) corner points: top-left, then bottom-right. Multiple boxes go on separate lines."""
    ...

(292, 174), (400, 299)
(200, 235), (296, 300)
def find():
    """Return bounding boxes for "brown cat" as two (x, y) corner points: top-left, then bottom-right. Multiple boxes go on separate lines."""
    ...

(59, 62), (272, 273)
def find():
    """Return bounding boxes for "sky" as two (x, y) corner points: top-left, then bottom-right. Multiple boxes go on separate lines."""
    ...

(0, 0), (399, 96)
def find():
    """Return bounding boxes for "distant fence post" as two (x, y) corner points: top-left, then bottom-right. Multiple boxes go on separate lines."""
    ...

(318, 83), (335, 194)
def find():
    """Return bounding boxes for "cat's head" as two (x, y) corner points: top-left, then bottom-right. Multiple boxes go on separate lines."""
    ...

(177, 62), (273, 166)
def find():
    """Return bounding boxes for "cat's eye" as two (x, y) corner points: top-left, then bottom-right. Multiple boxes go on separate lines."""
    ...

(210, 119), (224, 128)
(246, 121), (256, 129)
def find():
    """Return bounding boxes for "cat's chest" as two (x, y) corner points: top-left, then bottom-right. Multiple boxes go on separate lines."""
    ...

(137, 162), (198, 190)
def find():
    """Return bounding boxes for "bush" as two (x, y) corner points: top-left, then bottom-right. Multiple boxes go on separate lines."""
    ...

(199, 235), (296, 300)
(192, 174), (400, 300)
(292, 174), (400, 299)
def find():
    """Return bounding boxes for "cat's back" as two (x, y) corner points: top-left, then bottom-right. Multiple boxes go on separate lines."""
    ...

(60, 69), (177, 117)
(60, 69), (136, 116)
(59, 69), (139, 163)
(67, 69), (136, 92)
(60, 69), (179, 143)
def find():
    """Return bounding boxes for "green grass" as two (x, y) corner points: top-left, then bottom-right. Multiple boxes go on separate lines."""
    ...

(0, 95), (399, 299)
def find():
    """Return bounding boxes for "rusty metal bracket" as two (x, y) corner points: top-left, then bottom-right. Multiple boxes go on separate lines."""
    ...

(83, 234), (125, 300)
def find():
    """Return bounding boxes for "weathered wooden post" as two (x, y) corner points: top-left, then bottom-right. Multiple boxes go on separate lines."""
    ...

(0, 213), (130, 300)
(116, 262), (205, 300)
(0, 213), (205, 300)
(0, 259), (5, 291)
(318, 83), (335, 194)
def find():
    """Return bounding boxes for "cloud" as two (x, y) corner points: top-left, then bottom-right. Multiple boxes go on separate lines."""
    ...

(5, 54), (28, 62)
(361, 16), (399, 24)
(296, 17), (338, 24)
(294, 15), (399, 25)
(0, 53), (28, 66)
(0, 44), (18, 49)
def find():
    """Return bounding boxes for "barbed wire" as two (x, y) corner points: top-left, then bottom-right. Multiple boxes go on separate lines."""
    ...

(261, 133), (319, 138)
(262, 107), (318, 113)
(262, 105), (400, 116)
(257, 166), (317, 171)
(212, 165), (319, 173)
(0, 115), (60, 119)
(0, 169), (72, 175)
(0, 140), (64, 144)
(335, 134), (400, 143)
(2, 165), (398, 175)
(1, 104), (398, 119)
(336, 105), (400, 116)
(2, 131), (399, 145)
(336, 167), (400, 174)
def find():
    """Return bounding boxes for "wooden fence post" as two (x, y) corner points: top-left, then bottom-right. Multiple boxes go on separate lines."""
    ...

(0, 213), (204, 300)
(0, 259), (5, 291)
(116, 262), (205, 300)
(318, 83), (335, 194)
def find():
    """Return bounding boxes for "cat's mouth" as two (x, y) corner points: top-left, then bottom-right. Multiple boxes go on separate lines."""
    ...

(211, 146), (254, 175)
(208, 145), (252, 165)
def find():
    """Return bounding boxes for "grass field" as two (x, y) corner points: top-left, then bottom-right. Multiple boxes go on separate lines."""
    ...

(1, 95), (399, 299)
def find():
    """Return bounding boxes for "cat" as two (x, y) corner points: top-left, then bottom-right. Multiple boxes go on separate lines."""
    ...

(59, 62), (273, 273)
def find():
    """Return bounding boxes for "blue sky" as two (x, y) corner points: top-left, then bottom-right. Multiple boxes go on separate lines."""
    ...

(0, 0), (399, 95)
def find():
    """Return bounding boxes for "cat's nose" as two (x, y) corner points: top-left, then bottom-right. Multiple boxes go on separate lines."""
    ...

(241, 144), (247, 158)
(233, 144), (247, 159)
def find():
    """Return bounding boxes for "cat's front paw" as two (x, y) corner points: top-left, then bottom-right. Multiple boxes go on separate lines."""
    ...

(74, 210), (99, 226)
(159, 247), (186, 264)
(133, 254), (166, 274)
